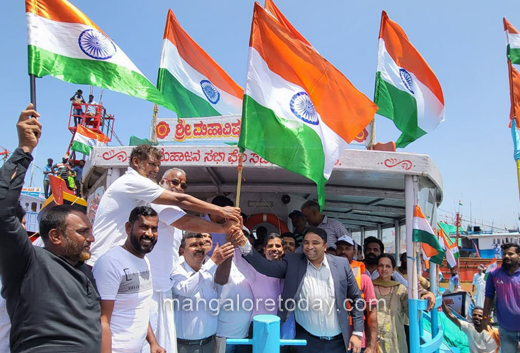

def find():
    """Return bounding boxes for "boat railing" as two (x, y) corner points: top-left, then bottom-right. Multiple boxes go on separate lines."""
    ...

(410, 295), (444, 353)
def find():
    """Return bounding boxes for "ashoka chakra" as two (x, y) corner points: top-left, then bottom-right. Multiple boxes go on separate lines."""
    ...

(78, 29), (116, 60)
(290, 92), (319, 125)
(399, 68), (414, 94)
(200, 80), (220, 104)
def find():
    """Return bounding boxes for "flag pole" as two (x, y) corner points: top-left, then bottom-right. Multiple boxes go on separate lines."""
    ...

(235, 152), (244, 208)
(29, 73), (38, 186)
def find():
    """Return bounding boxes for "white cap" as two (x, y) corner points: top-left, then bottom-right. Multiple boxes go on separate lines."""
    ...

(336, 235), (355, 246)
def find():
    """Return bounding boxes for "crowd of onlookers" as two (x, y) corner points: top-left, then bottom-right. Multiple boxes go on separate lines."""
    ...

(43, 155), (84, 197)
(0, 105), (518, 353)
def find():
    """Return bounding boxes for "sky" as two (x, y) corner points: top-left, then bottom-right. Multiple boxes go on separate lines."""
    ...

(2, 0), (520, 231)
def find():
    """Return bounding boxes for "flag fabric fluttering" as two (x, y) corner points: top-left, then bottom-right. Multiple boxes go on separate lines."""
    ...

(264, 0), (313, 48)
(504, 18), (520, 125)
(157, 9), (243, 118)
(71, 125), (108, 155)
(26, 0), (176, 111)
(375, 11), (445, 148)
(239, 3), (378, 208)
(413, 205), (445, 265)
(438, 227), (459, 268)
(504, 18), (520, 201)
(459, 200), (463, 206)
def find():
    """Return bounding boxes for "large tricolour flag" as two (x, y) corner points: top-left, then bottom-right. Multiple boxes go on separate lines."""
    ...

(157, 9), (243, 118)
(26, 0), (175, 111)
(239, 3), (378, 207)
(375, 11), (444, 148)
(504, 18), (520, 125)
(413, 205), (445, 265)
(71, 125), (108, 155)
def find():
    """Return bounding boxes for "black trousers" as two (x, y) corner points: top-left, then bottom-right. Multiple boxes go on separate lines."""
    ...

(294, 324), (345, 353)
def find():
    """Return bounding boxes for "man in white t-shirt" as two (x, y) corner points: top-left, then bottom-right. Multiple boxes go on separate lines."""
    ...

(88, 145), (241, 266)
(93, 206), (163, 353)
(143, 168), (237, 353)
(442, 301), (498, 353)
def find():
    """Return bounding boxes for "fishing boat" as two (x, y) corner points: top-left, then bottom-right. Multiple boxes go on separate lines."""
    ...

(80, 114), (460, 352)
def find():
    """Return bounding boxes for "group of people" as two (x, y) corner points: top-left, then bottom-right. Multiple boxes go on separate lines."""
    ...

(0, 104), (519, 353)
(70, 89), (100, 127)
(43, 155), (84, 197)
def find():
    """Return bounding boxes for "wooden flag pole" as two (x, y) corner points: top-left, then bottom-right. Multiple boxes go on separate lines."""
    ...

(235, 152), (244, 208)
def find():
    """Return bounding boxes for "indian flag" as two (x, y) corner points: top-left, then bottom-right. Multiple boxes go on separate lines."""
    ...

(71, 125), (108, 155)
(484, 256), (498, 280)
(264, 0), (313, 48)
(413, 205), (445, 265)
(504, 18), (520, 125)
(375, 11), (444, 148)
(26, 0), (175, 111)
(439, 227), (458, 268)
(157, 9), (243, 118)
(239, 3), (377, 207)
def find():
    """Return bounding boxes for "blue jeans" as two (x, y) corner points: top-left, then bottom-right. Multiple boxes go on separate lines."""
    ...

(499, 325), (520, 353)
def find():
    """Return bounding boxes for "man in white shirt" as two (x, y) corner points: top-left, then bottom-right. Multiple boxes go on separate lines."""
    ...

(171, 232), (235, 353)
(88, 145), (241, 266)
(472, 264), (486, 307)
(442, 301), (498, 353)
(216, 232), (286, 353)
(229, 226), (364, 353)
(143, 168), (236, 353)
(93, 206), (163, 353)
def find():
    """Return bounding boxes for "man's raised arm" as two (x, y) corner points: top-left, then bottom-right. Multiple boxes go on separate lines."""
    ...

(153, 191), (241, 222)
(0, 104), (41, 283)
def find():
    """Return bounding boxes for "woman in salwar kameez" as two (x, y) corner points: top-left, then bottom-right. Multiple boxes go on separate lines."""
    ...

(373, 254), (409, 353)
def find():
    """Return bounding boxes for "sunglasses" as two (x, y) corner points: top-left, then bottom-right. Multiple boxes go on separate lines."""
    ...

(164, 178), (188, 190)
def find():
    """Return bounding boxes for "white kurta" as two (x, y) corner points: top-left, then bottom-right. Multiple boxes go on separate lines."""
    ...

(472, 273), (486, 307)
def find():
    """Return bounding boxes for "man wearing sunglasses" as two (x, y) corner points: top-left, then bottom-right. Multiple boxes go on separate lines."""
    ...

(142, 167), (239, 353)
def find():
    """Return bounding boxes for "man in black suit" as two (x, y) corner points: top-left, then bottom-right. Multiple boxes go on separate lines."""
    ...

(228, 225), (364, 353)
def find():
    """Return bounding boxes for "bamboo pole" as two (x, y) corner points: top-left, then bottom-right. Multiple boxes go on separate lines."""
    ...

(235, 152), (244, 208)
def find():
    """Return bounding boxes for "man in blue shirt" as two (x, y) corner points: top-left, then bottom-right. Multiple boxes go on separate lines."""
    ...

(42, 158), (55, 198)
(483, 243), (520, 352)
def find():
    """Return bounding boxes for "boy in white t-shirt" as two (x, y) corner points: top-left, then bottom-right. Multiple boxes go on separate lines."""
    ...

(93, 206), (164, 353)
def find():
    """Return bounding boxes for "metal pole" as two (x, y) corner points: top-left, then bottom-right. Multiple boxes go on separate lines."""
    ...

(405, 175), (419, 299)
(405, 175), (420, 352)
(395, 219), (401, 266)
(377, 224), (383, 241)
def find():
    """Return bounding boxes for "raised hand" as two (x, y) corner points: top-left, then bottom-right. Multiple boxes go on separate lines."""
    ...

(17, 104), (41, 153)
(210, 242), (235, 265)
(218, 206), (241, 223)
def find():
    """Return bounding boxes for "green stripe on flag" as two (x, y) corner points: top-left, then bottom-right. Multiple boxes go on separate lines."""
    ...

(375, 72), (426, 148)
(157, 68), (220, 118)
(28, 45), (176, 112)
(71, 140), (92, 155)
(508, 45), (520, 65)
(413, 228), (445, 265)
(238, 95), (327, 205)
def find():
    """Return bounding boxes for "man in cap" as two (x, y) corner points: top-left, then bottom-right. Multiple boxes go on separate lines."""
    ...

(335, 235), (378, 353)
